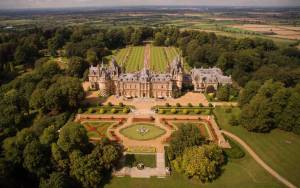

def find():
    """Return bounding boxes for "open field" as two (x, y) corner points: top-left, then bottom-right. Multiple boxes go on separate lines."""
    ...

(214, 106), (300, 187)
(231, 24), (300, 40)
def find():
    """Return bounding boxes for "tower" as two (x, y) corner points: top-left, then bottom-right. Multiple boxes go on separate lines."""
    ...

(170, 56), (183, 90)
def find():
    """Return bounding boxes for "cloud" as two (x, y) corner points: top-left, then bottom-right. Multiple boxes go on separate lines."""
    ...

(1, 0), (300, 9)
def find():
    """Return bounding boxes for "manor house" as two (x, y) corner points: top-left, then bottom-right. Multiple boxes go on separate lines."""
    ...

(89, 57), (183, 98)
(88, 57), (232, 98)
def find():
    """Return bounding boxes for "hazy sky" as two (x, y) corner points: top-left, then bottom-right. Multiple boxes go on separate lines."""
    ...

(1, 0), (300, 9)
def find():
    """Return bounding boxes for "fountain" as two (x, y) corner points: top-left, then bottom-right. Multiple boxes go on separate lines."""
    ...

(137, 126), (149, 136)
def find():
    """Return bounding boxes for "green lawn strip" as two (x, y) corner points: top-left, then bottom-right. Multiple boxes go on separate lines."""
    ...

(214, 106), (300, 187)
(120, 123), (166, 141)
(105, 152), (282, 188)
(124, 154), (156, 168)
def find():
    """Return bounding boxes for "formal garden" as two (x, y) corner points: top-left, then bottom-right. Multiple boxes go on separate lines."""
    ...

(82, 121), (115, 139)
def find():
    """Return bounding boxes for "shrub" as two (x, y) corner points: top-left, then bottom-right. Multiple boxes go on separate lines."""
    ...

(176, 103), (181, 107)
(123, 107), (130, 113)
(165, 103), (170, 107)
(88, 108), (95, 113)
(199, 103), (203, 107)
(159, 109), (165, 114)
(182, 109), (189, 114)
(108, 102), (113, 106)
(208, 103), (213, 108)
(229, 115), (239, 126)
(119, 102), (124, 107)
(171, 108), (177, 114)
(194, 109), (200, 114)
(99, 108), (106, 114)
(111, 108), (117, 114)
(188, 103), (193, 107)
(77, 108), (82, 114)
(224, 137), (245, 159)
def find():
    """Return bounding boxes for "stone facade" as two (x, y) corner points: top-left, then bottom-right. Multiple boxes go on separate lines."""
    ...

(89, 57), (232, 97)
(89, 57), (183, 98)
(191, 67), (232, 93)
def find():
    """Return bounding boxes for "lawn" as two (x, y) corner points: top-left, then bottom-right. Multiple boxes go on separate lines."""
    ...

(105, 152), (282, 188)
(82, 121), (115, 139)
(124, 46), (144, 72)
(214, 106), (300, 187)
(150, 46), (169, 73)
(172, 122), (210, 138)
(120, 123), (166, 141)
(124, 154), (156, 168)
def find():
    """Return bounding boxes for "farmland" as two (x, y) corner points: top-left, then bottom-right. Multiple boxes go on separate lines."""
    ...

(113, 45), (180, 73)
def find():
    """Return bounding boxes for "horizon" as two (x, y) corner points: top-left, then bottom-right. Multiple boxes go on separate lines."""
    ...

(1, 0), (300, 10)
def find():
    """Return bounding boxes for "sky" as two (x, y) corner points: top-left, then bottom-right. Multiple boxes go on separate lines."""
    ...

(1, 0), (300, 9)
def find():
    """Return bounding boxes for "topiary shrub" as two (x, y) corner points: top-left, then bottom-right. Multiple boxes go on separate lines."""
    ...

(176, 103), (181, 107)
(119, 102), (124, 107)
(88, 108), (95, 113)
(171, 108), (177, 114)
(123, 107), (130, 114)
(108, 102), (113, 107)
(159, 109), (165, 114)
(77, 108), (82, 114)
(111, 108), (117, 114)
(165, 103), (170, 107)
(99, 108), (106, 114)
(182, 109), (189, 114)
(188, 103), (193, 107)
(194, 109), (200, 114)
(208, 103), (213, 108)
(199, 103), (203, 107)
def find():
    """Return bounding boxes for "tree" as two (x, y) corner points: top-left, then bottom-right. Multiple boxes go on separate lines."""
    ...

(57, 122), (89, 153)
(172, 144), (224, 182)
(240, 80), (284, 132)
(70, 142), (120, 188)
(86, 48), (99, 65)
(30, 88), (47, 111)
(238, 80), (261, 106)
(278, 91), (300, 134)
(168, 124), (205, 160)
(216, 85), (230, 101)
(154, 32), (166, 46)
(23, 140), (50, 177)
(67, 56), (89, 78)
(2, 128), (37, 165)
(40, 125), (58, 145)
(40, 172), (74, 188)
